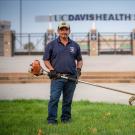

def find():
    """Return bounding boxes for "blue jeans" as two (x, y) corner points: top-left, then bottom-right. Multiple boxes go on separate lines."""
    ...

(47, 78), (76, 123)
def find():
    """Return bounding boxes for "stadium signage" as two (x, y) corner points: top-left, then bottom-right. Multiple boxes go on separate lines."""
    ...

(54, 14), (135, 21)
(36, 13), (135, 22)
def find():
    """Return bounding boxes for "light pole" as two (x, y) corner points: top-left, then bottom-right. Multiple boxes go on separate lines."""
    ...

(20, 0), (22, 47)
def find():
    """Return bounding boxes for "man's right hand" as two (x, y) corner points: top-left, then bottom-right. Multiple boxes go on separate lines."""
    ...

(48, 70), (58, 79)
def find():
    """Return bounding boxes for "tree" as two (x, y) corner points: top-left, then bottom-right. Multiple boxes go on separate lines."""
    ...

(24, 42), (35, 50)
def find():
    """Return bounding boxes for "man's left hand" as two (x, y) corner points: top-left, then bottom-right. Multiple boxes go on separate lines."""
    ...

(77, 68), (81, 77)
(76, 68), (81, 84)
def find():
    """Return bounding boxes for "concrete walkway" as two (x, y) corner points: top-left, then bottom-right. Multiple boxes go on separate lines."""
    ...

(0, 83), (134, 105)
(0, 55), (135, 104)
(0, 55), (135, 72)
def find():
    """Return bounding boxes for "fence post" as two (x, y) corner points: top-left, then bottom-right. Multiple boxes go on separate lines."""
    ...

(90, 29), (98, 56)
(11, 31), (15, 56)
(132, 29), (135, 55)
(44, 33), (47, 49)
(28, 33), (31, 55)
(46, 29), (55, 44)
(3, 30), (13, 57)
(87, 32), (90, 55)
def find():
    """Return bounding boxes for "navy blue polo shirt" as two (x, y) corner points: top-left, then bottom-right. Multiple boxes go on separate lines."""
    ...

(43, 37), (82, 75)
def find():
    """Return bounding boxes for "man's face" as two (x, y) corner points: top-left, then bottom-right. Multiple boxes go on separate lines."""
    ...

(58, 27), (70, 39)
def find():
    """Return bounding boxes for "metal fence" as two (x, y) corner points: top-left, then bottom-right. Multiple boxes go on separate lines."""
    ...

(0, 33), (4, 56)
(98, 32), (132, 54)
(70, 33), (90, 54)
(12, 32), (133, 55)
(13, 33), (46, 55)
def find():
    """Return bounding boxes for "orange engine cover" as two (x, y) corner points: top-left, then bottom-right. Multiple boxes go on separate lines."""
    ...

(31, 60), (42, 76)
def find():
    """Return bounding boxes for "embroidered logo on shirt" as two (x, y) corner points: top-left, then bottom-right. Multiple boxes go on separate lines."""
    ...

(70, 47), (75, 53)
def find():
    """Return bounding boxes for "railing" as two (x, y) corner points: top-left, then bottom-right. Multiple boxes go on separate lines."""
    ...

(13, 33), (45, 55)
(98, 32), (132, 54)
(11, 32), (133, 55)
(0, 33), (4, 56)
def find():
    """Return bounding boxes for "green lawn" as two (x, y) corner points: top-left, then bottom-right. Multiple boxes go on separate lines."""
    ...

(0, 100), (135, 135)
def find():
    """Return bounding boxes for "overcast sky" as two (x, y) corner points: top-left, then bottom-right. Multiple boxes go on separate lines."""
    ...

(0, 0), (135, 33)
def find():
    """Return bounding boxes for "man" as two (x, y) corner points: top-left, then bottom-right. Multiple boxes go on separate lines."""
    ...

(43, 21), (83, 125)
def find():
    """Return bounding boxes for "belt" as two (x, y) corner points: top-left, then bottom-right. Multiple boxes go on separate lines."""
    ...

(53, 73), (76, 80)
(58, 73), (71, 77)
(57, 73), (77, 78)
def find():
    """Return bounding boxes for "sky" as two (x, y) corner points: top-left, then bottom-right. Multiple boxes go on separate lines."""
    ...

(0, 0), (135, 33)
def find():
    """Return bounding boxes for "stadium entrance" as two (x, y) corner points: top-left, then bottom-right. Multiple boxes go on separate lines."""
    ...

(8, 31), (135, 56)
(98, 32), (132, 54)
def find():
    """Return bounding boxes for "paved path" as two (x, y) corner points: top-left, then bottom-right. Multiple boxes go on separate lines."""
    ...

(1, 55), (135, 72)
(0, 83), (134, 105)
(0, 55), (135, 104)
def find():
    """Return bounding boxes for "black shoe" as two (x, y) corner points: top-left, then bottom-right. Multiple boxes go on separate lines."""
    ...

(61, 119), (71, 124)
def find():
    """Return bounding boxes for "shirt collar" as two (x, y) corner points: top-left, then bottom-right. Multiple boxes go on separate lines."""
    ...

(57, 37), (71, 44)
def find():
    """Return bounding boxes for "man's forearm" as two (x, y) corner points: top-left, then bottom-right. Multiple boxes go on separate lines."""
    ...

(44, 60), (54, 71)
(77, 60), (83, 69)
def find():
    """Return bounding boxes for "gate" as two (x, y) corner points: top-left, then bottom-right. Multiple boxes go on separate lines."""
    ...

(0, 33), (4, 56)
(98, 33), (132, 54)
(13, 33), (45, 55)
(13, 33), (57, 55)
(12, 32), (133, 56)
(70, 33), (90, 54)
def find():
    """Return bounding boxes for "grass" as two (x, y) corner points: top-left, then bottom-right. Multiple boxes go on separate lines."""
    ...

(0, 100), (135, 135)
